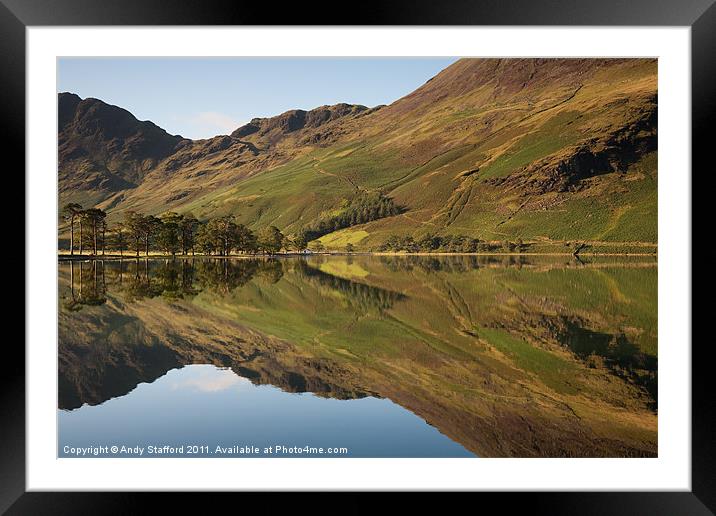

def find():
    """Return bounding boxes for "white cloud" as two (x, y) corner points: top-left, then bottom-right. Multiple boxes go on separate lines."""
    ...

(184, 111), (240, 138)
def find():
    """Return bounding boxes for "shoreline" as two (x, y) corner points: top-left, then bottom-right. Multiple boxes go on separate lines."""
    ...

(57, 251), (658, 260)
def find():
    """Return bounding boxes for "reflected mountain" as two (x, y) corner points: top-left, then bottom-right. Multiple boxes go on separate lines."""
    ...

(58, 255), (658, 457)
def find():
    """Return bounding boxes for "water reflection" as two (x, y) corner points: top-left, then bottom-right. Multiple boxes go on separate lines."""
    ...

(62, 260), (107, 310)
(59, 364), (473, 458)
(58, 255), (658, 457)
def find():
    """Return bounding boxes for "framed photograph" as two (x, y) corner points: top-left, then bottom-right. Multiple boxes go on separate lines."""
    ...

(7, 0), (713, 512)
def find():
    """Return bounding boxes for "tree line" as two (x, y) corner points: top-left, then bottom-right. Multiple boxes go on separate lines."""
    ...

(297, 192), (402, 244)
(62, 203), (291, 256)
(61, 203), (526, 257)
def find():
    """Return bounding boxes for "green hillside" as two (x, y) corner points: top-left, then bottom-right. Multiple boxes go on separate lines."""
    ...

(59, 58), (657, 252)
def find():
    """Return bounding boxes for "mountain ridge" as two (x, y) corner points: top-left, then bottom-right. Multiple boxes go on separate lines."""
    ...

(58, 58), (658, 249)
(58, 92), (375, 212)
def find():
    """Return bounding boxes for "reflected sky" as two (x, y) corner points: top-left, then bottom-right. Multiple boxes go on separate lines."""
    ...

(59, 364), (474, 458)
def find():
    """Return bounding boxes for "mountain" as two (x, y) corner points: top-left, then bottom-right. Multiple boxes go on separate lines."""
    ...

(58, 92), (186, 207)
(58, 93), (372, 213)
(231, 102), (377, 146)
(58, 58), (657, 249)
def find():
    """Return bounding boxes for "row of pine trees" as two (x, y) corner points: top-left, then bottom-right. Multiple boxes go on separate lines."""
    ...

(62, 203), (291, 256)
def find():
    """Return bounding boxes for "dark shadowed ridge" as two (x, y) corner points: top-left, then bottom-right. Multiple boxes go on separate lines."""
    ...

(230, 103), (373, 147)
(58, 92), (187, 197)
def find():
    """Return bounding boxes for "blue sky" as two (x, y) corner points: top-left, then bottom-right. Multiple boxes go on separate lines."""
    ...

(58, 57), (458, 140)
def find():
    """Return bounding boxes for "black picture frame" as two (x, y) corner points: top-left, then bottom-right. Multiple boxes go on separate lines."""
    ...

(4, 0), (714, 513)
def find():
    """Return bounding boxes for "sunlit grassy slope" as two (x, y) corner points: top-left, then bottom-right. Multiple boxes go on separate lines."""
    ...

(172, 59), (657, 249)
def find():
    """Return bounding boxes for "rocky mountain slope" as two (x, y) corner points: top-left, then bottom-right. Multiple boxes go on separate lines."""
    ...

(58, 94), (371, 211)
(58, 58), (657, 248)
(58, 92), (186, 206)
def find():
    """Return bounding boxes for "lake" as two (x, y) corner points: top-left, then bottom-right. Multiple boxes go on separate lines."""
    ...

(58, 255), (657, 458)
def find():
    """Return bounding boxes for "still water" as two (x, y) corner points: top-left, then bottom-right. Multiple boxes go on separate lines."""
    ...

(59, 364), (471, 457)
(58, 255), (657, 458)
